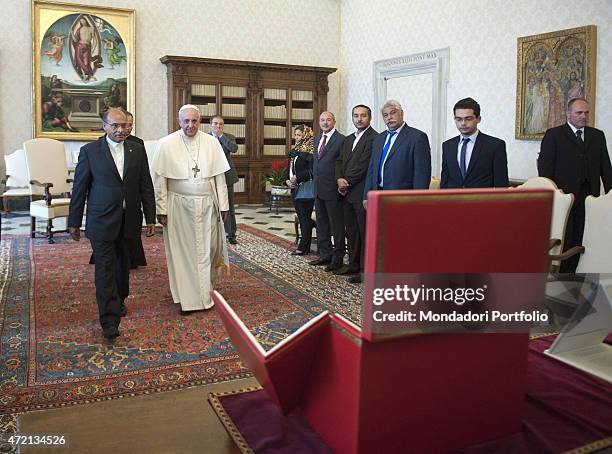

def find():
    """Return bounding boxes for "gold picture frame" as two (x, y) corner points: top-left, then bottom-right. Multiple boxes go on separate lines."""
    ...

(515, 25), (596, 140)
(32, 0), (135, 141)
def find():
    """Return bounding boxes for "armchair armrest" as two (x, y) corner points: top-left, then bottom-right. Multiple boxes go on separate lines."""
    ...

(30, 180), (54, 206)
(550, 246), (585, 262)
(548, 238), (561, 251)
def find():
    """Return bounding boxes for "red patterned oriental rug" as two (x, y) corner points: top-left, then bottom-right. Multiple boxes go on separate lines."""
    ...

(0, 225), (362, 415)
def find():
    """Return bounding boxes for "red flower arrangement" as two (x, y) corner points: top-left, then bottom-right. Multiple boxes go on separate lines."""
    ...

(264, 160), (288, 186)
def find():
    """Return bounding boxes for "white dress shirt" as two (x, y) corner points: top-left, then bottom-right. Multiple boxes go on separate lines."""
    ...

(352, 128), (367, 150)
(456, 130), (479, 170)
(318, 128), (336, 153)
(379, 122), (406, 187)
(568, 122), (584, 140)
(106, 136), (125, 179)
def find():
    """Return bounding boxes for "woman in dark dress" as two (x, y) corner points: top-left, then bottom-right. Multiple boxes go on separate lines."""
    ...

(285, 125), (314, 255)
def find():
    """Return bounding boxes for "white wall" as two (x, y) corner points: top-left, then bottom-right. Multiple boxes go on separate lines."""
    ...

(4, 0), (611, 182)
(338, 0), (612, 180)
(0, 0), (340, 166)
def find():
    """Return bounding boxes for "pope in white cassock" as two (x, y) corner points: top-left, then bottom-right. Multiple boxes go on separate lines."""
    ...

(153, 104), (230, 314)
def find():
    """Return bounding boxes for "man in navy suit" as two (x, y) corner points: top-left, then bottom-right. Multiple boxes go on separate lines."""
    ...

(363, 100), (431, 209)
(538, 97), (612, 273)
(441, 98), (508, 189)
(309, 111), (346, 270)
(68, 108), (156, 341)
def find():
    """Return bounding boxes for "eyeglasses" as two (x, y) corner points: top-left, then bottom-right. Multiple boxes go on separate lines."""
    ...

(104, 121), (129, 130)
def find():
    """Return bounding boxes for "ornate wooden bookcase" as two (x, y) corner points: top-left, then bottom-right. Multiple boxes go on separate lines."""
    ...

(160, 56), (336, 203)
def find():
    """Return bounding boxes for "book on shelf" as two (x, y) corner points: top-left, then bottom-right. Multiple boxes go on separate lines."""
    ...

(196, 103), (216, 116)
(291, 108), (313, 121)
(234, 177), (246, 193)
(222, 86), (246, 98)
(264, 105), (287, 119)
(263, 144), (287, 156)
(222, 104), (246, 117)
(292, 90), (313, 101)
(264, 88), (287, 100)
(223, 123), (246, 138)
(191, 84), (216, 97)
(263, 125), (286, 139)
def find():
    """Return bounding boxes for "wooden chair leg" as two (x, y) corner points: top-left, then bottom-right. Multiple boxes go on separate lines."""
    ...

(46, 219), (54, 244)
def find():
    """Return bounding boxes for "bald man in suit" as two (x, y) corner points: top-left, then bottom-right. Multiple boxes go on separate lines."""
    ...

(310, 111), (346, 271)
(538, 97), (612, 273)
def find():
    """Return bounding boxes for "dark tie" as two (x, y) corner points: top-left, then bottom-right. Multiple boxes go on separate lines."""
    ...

(576, 130), (583, 142)
(378, 130), (398, 186)
(460, 137), (470, 179)
(318, 134), (327, 159)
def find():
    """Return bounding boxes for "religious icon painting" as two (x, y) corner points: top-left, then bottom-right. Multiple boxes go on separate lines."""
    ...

(32, 1), (135, 141)
(515, 25), (597, 140)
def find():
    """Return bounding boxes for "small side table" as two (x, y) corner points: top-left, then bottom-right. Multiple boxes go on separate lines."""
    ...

(269, 193), (293, 214)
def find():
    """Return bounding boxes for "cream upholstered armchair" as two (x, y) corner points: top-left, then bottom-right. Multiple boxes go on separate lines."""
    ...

(574, 191), (612, 274)
(2, 149), (30, 212)
(544, 191), (612, 324)
(23, 138), (72, 243)
(516, 176), (574, 271)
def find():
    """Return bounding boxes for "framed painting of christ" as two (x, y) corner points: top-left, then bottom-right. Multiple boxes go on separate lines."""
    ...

(32, 0), (135, 141)
(515, 25), (597, 140)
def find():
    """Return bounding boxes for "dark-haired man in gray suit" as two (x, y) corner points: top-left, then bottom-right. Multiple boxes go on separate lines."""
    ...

(211, 116), (239, 244)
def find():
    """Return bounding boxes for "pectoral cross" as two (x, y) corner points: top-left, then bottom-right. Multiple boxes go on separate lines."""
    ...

(192, 163), (200, 178)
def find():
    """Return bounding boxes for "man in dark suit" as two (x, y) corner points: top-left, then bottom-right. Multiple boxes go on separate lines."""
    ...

(363, 100), (431, 209)
(68, 108), (156, 341)
(335, 105), (377, 283)
(124, 111), (148, 267)
(538, 97), (612, 273)
(441, 97), (508, 189)
(309, 111), (346, 271)
(211, 116), (239, 244)
(125, 111), (144, 146)
(89, 110), (147, 268)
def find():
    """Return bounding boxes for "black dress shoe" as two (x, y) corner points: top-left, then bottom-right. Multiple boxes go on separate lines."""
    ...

(325, 262), (343, 272)
(228, 238), (238, 245)
(103, 326), (120, 340)
(180, 309), (197, 316)
(309, 258), (331, 266)
(348, 274), (363, 284)
(291, 250), (309, 256)
(333, 265), (359, 275)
